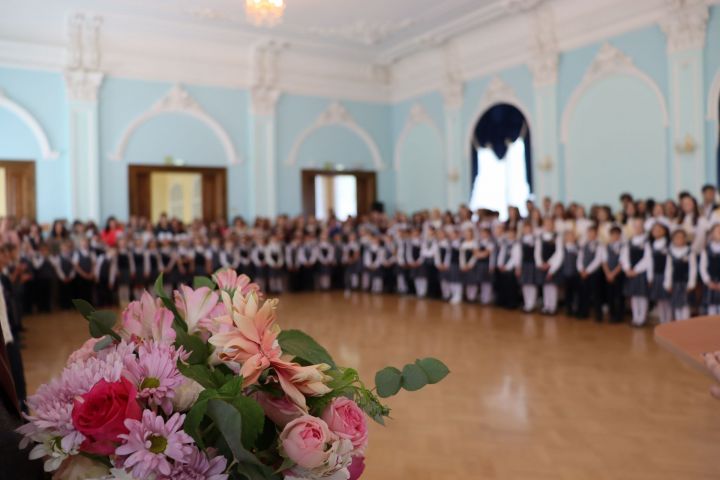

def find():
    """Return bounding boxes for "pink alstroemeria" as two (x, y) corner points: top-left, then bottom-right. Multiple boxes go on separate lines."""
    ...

(121, 292), (175, 346)
(174, 286), (219, 334)
(208, 291), (331, 409)
(212, 269), (262, 298)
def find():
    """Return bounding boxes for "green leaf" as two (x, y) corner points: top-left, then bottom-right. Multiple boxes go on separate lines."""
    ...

(375, 366), (402, 398)
(193, 276), (216, 289)
(174, 329), (209, 364)
(72, 299), (95, 319)
(87, 310), (121, 341)
(229, 395), (265, 450)
(415, 358), (450, 384)
(277, 330), (336, 368)
(218, 376), (244, 398)
(206, 399), (263, 466)
(401, 364), (428, 392)
(184, 390), (213, 446)
(236, 463), (283, 480)
(154, 273), (188, 332)
(177, 363), (218, 389)
(153, 273), (166, 299)
(92, 335), (115, 352)
(327, 367), (359, 390)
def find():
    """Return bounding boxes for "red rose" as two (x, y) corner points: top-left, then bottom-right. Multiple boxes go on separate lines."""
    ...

(71, 378), (142, 455)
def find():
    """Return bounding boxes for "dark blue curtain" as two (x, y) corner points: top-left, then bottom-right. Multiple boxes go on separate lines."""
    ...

(469, 104), (532, 193)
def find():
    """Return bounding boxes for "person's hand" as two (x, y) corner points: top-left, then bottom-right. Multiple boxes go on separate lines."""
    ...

(704, 352), (720, 399)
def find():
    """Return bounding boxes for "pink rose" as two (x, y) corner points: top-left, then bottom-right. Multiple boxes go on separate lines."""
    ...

(252, 391), (304, 427)
(280, 415), (336, 469)
(71, 378), (142, 455)
(321, 397), (368, 454)
(348, 456), (365, 480)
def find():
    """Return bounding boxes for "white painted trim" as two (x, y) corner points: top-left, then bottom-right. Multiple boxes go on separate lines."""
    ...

(560, 43), (669, 144)
(464, 76), (534, 160)
(0, 89), (59, 160)
(393, 103), (443, 171)
(285, 101), (385, 169)
(707, 69), (720, 121)
(108, 84), (242, 164)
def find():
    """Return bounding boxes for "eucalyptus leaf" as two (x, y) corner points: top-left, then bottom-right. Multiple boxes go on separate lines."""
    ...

(401, 363), (428, 392)
(72, 299), (95, 319)
(206, 399), (263, 466)
(375, 366), (402, 398)
(92, 335), (115, 352)
(415, 357), (450, 384)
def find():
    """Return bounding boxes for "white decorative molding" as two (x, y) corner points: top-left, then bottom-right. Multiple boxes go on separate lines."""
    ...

(660, 0), (708, 53)
(249, 40), (285, 116)
(64, 13), (104, 102)
(64, 69), (104, 102)
(500, 0), (544, 14)
(305, 19), (415, 46)
(527, 4), (558, 87)
(464, 76), (534, 157)
(251, 86), (281, 116)
(560, 43), (669, 143)
(441, 42), (464, 109)
(286, 101), (385, 169)
(394, 104), (443, 171)
(109, 84), (242, 164)
(707, 70), (720, 121)
(0, 89), (59, 160)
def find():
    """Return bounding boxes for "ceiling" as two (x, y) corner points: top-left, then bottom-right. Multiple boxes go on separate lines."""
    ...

(0, 0), (539, 62)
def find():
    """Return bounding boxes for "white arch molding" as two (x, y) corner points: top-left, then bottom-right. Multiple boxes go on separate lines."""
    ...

(393, 103), (443, 171)
(0, 89), (59, 160)
(108, 85), (242, 164)
(286, 101), (385, 169)
(464, 76), (534, 160)
(560, 42), (669, 144)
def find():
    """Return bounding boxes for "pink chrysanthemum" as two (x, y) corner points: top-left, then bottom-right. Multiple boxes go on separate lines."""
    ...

(116, 410), (195, 479)
(160, 446), (228, 480)
(17, 341), (136, 459)
(124, 342), (186, 415)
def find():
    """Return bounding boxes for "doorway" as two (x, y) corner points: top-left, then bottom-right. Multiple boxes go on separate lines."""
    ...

(301, 170), (376, 220)
(128, 165), (227, 223)
(0, 160), (36, 219)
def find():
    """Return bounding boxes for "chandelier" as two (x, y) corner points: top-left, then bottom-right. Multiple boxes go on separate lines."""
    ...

(245, 0), (285, 27)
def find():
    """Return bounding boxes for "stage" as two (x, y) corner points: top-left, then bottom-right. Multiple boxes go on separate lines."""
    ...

(23, 293), (720, 479)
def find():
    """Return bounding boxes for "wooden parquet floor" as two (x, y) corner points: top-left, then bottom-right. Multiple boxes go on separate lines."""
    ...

(21, 292), (720, 479)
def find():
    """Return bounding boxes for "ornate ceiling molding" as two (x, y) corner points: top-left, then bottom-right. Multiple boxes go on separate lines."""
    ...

(304, 19), (416, 46)
(527, 4), (558, 87)
(109, 84), (242, 164)
(0, 88), (59, 160)
(250, 40), (286, 116)
(65, 13), (104, 102)
(660, 0), (708, 53)
(560, 43), (669, 143)
(394, 103), (442, 171)
(286, 101), (385, 169)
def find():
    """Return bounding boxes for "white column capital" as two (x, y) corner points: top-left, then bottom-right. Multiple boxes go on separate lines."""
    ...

(442, 80), (464, 111)
(64, 69), (104, 102)
(661, 0), (708, 53)
(528, 3), (558, 87)
(250, 86), (281, 116)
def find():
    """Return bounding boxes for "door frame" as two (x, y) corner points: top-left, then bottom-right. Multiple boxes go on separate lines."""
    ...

(128, 165), (227, 222)
(0, 160), (36, 219)
(301, 169), (377, 217)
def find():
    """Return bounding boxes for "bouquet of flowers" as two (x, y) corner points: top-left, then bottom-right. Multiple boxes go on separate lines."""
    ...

(18, 270), (449, 480)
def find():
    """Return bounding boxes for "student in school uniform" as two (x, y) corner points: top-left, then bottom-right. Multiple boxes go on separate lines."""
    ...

(177, 236), (194, 287)
(191, 236), (209, 278)
(237, 236), (253, 278)
(205, 236), (223, 277)
(331, 232), (346, 290)
(342, 232), (362, 293)
(434, 229), (451, 301)
(444, 228), (463, 304)
(266, 232), (285, 294)
(364, 235), (383, 293)
(621, 217), (652, 327)
(648, 222), (672, 324)
(284, 232), (302, 292)
(602, 226), (625, 323)
(518, 222), (538, 312)
(251, 235), (269, 292)
(700, 223), (720, 315)
(72, 237), (96, 304)
(94, 245), (117, 307)
(160, 238), (180, 294)
(421, 228), (439, 298)
(394, 230), (409, 295)
(577, 225), (603, 321)
(315, 232), (335, 291)
(381, 234), (397, 294)
(131, 237), (146, 301)
(664, 228), (696, 321)
(53, 240), (76, 309)
(220, 237), (240, 272)
(459, 228), (480, 302)
(561, 230), (580, 317)
(298, 234), (318, 291)
(143, 238), (162, 288)
(115, 236), (135, 307)
(535, 218), (564, 315)
(476, 227), (495, 305)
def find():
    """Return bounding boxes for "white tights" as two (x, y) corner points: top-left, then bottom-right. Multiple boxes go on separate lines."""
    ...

(542, 284), (558, 313)
(630, 296), (649, 326)
(522, 285), (537, 311)
(656, 300), (672, 324)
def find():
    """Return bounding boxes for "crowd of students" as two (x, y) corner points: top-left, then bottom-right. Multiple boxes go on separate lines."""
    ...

(2, 185), (720, 333)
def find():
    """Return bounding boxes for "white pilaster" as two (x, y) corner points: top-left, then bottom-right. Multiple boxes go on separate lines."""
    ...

(442, 42), (465, 209)
(661, 0), (708, 194)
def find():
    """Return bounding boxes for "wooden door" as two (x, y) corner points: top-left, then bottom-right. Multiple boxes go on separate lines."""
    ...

(0, 161), (36, 219)
(128, 165), (227, 222)
(300, 170), (377, 217)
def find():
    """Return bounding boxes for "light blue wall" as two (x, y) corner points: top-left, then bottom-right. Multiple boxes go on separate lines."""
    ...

(705, 6), (720, 185)
(395, 123), (445, 210)
(0, 67), (69, 221)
